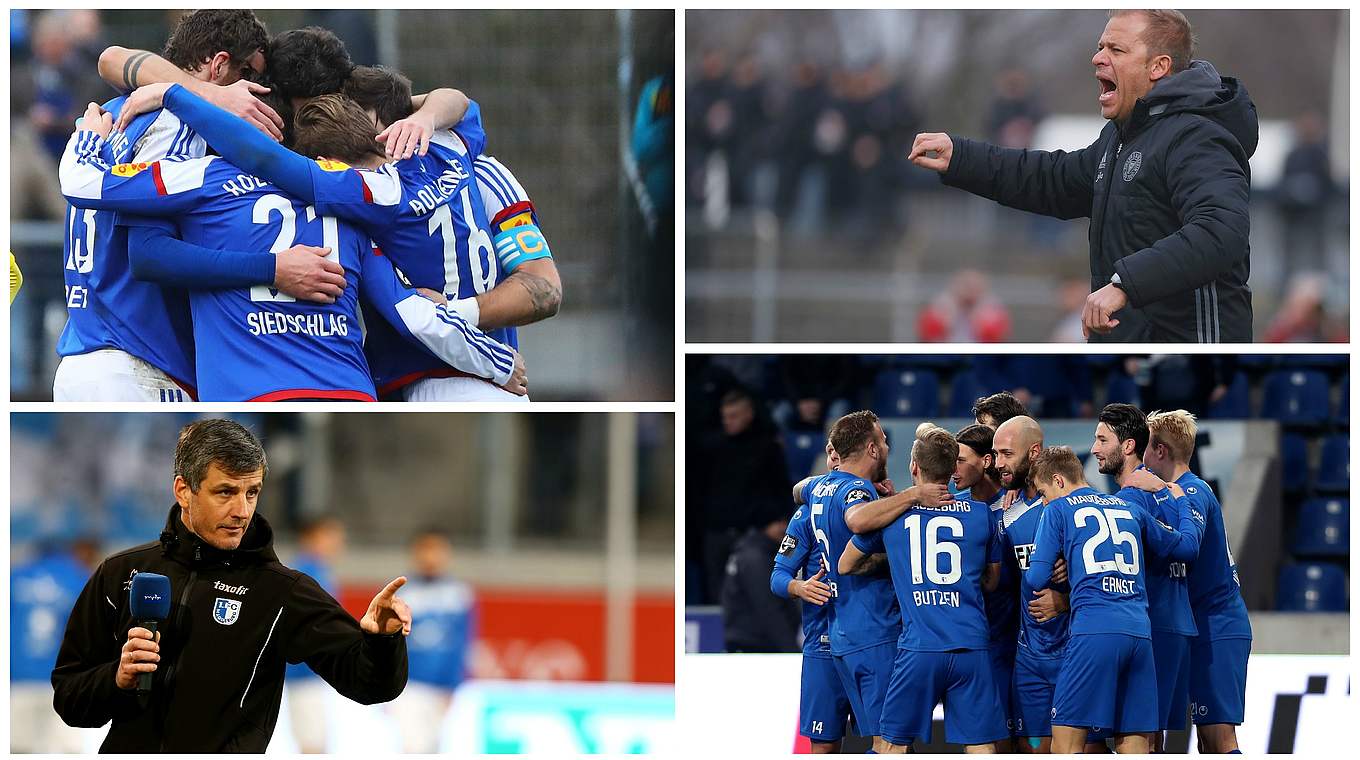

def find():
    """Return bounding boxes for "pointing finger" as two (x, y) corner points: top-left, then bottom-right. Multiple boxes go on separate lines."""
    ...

(376, 576), (407, 601)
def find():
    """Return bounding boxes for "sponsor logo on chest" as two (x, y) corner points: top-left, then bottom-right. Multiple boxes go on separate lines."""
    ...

(214, 580), (249, 595)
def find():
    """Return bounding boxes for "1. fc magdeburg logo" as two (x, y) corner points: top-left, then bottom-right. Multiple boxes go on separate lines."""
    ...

(1123, 151), (1143, 181)
(213, 597), (242, 625)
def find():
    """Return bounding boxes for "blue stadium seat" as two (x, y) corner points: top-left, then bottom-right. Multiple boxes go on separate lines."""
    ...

(1275, 562), (1348, 612)
(782, 430), (823, 483)
(1339, 374), (1349, 425)
(1293, 498), (1349, 557)
(872, 369), (939, 418)
(1105, 372), (1140, 407)
(1206, 372), (1250, 419)
(947, 370), (989, 418)
(1261, 370), (1331, 426)
(1280, 433), (1310, 494)
(1315, 435), (1349, 493)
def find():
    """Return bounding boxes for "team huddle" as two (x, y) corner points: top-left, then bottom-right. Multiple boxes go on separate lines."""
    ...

(771, 395), (1252, 754)
(54, 10), (560, 401)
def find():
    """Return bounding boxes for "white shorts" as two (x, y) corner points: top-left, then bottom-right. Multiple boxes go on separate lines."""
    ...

(403, 375), (529, 402)
(53, 349), (191, 402)
(388, 681), (453, 753)
(286, 679), (332, 753)
(11, 682), (87, 752)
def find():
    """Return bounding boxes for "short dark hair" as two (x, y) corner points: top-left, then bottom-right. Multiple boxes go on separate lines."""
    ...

(255, 76), (296, 147)
(828, 410), (880, 460)
(1110, 9), (1197, 74)
(162, 10), (269, 73)
(719, 388), (752, 408)
(174, 419), (268, 492)
(1098, 403), (1149, 458)
(267, 27), (354, 99)
(343, 65), (414, 129)
(972, 391), (1029, 427)
(912, 424), (958, 484)
(955, 423), (995, 459)
(1031, 446), (1087, 487)
(291, 94), (385, 164)
(412, 525), (453, 544)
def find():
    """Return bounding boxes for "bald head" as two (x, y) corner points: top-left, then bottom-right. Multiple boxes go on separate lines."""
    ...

(995, 415), (1043, 451)
(993, 415), (1044, 491)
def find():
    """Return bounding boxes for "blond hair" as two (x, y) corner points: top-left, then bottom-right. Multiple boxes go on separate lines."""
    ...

(912, 422), (958, 483)
(1031, 446), (1086, 487)
(1146, 409), (1198, 463)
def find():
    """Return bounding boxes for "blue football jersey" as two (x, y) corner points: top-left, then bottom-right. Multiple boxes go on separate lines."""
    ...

(774, 503), (833, 658)
(1026, 487), (1201, 640)
(151, 85), (527, 396)
(57, 99), (204, 390)
(60, 131), (516, 401)
(11, 551), (89, 682)
(802, 471), (900, 656)
(855, 496), (998, 651)
(1179, 472), (1252, 640)
(961, 488), (1018, 649)
(1001, 490), (1070, 659)
(309, 113), (526, 394)
(402, 574), (476, 689)
(1115, 465), (1204, 637)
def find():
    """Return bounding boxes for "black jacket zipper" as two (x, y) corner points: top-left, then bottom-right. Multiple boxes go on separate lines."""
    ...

(1093, 139), (1123, 283)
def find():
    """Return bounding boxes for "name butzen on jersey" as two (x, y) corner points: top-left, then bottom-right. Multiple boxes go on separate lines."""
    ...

(309, 113), (529, 394)
(774, 503), (834, 658)
(855, 498), (999, 651)
(1002, 491), (1071, 658)
(57, 99), (206, 389)
(1026, 487), (1200, 640)
(802, 471), (901, 656)
(1179, 472), (1252, 640)
(1116, 466), (1205, 637)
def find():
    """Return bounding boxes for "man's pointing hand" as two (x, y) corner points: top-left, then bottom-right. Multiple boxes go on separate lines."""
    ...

(361, 576), (412, 636)
(909, 132), (954, 173)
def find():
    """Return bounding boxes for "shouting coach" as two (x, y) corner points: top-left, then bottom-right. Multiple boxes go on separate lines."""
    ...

(911, 10), (1258, 342)
(52, 419), (411, 752)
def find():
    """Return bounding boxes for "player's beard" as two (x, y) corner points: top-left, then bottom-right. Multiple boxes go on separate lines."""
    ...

(1098, 450), (1124, 476)
(1011, 458), (1031, 491)
(873, 456), (888, 484)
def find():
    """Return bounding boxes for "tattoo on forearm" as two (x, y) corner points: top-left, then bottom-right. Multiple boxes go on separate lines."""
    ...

(123, 51), (152, 91)
(508, 270), (562, 322)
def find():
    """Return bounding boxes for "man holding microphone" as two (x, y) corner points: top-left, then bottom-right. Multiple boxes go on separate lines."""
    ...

(51, 419), (412, 752)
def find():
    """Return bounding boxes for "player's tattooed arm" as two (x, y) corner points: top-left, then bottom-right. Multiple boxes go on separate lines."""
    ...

(792, 477), (816, 506)
(843, 483), (955, 534)
(982, 562), (1002, 593)
(837, 538), (886, 576)
(99, 47), (190, 93)
(473, 259), (563, 329)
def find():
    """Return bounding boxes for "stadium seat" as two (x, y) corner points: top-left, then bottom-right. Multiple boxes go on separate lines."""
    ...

(1338, 374), (1349, 425)
(1105, 372), (1140, 407)
(947, 370), (988, 418)
(1292, 498), (1349, 557)
(782, 430), (824, 483)
(1280, 433), (1310, 495)
(871, 369), (939, 418)
(1275, 562), (1348, 612)
(1261, 370), (1331, 427)
(1206, 372), (1249, 419)
(1315, 435), (1349, 493)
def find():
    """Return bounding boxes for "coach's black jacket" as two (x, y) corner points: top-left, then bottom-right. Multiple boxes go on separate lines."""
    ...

(942, 60), (1257, 342)
(52, 506), (407, 752)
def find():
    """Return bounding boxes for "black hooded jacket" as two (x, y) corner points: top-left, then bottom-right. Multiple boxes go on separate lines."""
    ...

(942, 61), (1258, 342)
(51, 506), (407, 752)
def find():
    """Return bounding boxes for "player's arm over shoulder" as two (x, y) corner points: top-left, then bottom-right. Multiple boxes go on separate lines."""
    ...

(470, 155), (563, 328)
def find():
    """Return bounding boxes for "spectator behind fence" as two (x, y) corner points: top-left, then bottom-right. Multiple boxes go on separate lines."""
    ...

(1277, 110), (1336, 278)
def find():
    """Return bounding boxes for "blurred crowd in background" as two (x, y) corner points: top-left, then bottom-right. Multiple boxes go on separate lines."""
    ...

(685, 9), (1350, 342)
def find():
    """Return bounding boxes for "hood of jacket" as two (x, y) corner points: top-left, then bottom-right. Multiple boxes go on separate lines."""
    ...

(1130, 59), (1258, 157)
(158, 503), (279, 567)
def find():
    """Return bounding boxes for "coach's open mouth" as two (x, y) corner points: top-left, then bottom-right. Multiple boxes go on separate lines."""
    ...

(1096, 72), (1117, 106)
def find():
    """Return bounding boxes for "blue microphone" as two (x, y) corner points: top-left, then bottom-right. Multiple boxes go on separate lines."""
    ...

(128, 572), (171, 694)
